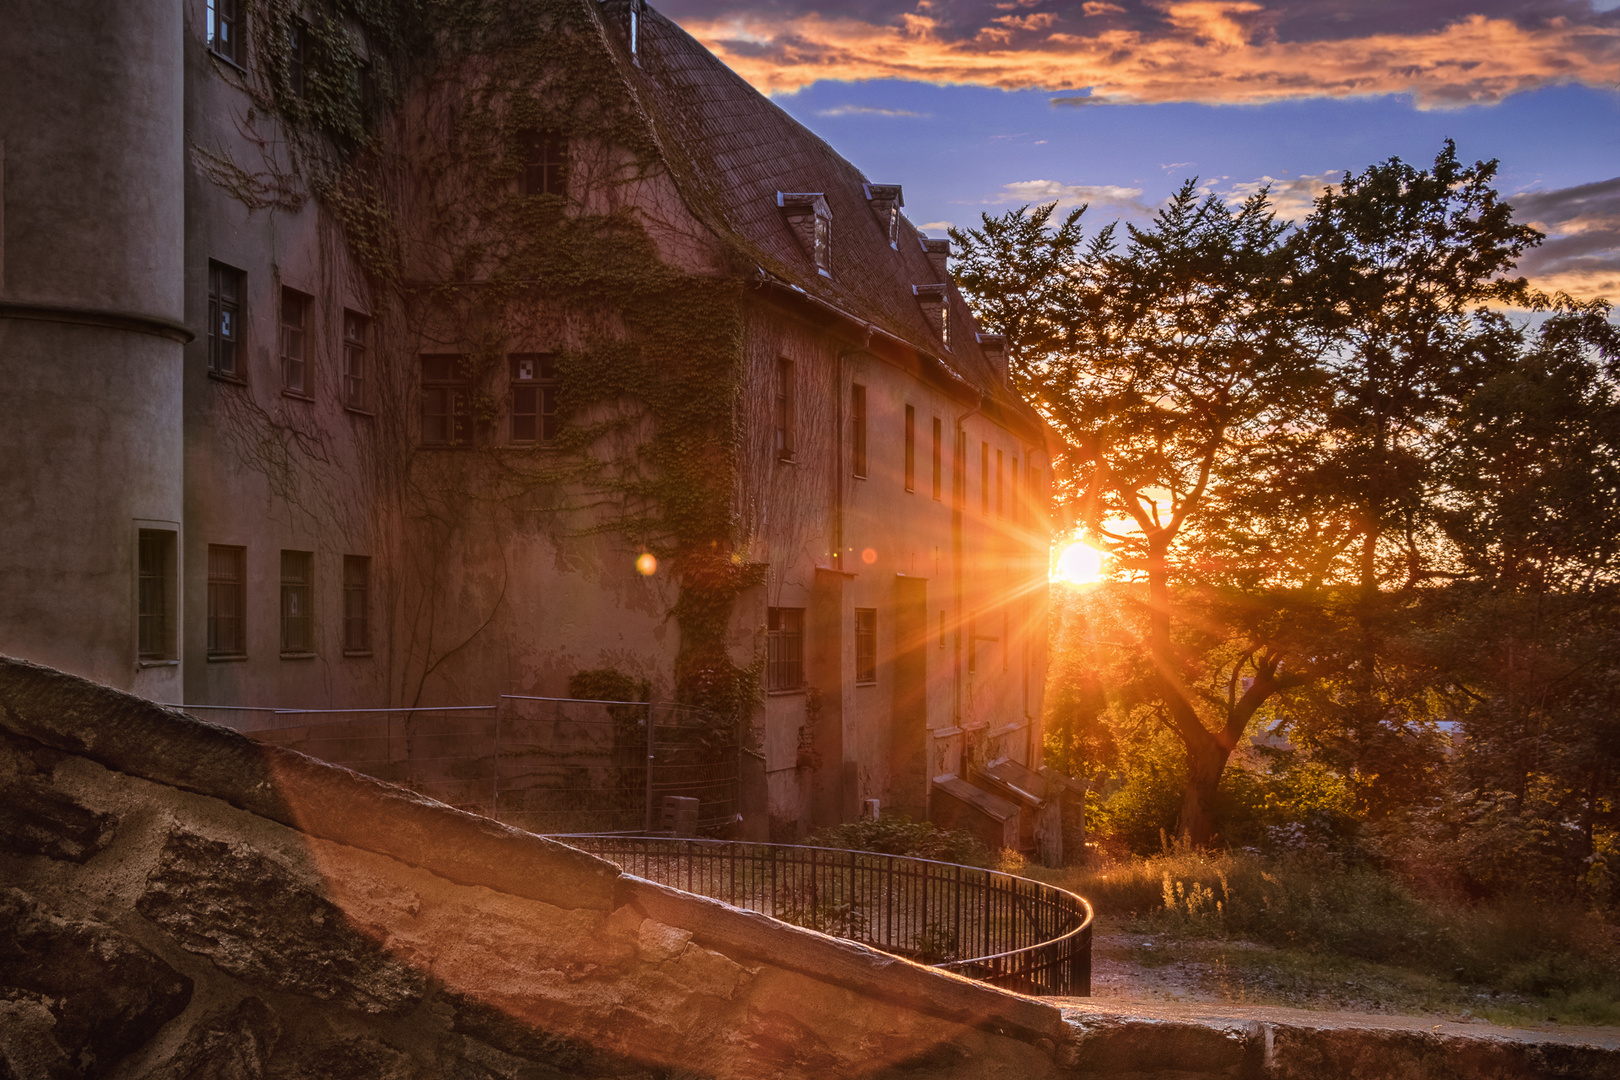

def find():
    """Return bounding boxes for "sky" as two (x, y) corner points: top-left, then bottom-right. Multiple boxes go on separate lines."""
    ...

(653, 0), (1620, 300)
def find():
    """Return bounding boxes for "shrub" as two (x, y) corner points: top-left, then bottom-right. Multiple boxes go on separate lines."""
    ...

(806, 816), (990, 867)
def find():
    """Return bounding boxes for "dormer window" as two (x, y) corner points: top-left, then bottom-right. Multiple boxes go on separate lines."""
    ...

(914, 285), (950, 349)
(778, 192), (832, 276)
(521, 131), (568, 197)
(863, 184), (903, 249)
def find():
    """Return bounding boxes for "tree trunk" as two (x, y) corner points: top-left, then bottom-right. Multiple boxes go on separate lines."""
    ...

(1179, 738), (1232, 848)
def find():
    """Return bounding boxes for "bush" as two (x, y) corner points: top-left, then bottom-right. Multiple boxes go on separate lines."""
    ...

(806, 816), (990, 867)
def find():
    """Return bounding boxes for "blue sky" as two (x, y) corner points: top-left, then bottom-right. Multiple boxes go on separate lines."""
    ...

(656, 0), (1620, 299)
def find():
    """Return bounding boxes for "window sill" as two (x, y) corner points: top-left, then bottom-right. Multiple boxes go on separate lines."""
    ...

(207, 653), (248, 663)
(137, 659), (180, 668)
(419, 443), (477, 450)
(343, 404), (375, 417)
(281, 389), (314, 403)
(766, 687), (807, 697)
(343, 650), (374, 658)
(207, 370), (248, 387)
(776, 455), (797, 466)
(855, 680), (877, 687)
(207, 47), (249, 75)
(280, 651), (317, 661)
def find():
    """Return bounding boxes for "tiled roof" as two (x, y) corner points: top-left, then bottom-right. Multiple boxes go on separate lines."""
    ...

(605, 2), (1033, 414)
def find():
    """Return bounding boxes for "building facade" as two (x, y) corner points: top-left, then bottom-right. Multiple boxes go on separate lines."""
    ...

(0, 0), (1053, 837)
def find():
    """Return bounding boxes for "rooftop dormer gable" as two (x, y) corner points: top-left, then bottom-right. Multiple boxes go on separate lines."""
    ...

(863, 183), (903, 248)
(778, 192), (833, 276)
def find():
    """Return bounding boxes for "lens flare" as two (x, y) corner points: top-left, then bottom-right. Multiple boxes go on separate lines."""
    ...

(635, 553), (658, 576)
(861, 547), (877, 565)
(1053, 541), (1106, 585)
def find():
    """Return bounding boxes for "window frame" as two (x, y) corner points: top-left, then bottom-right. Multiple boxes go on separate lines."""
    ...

(206, 545), (247, 659)
(420, 355), (473, 447)
(520, 131), (569, 197)
(509, 353), (559, 445)
(342, 310), (370, 412)
(851, 383), (867, 479)
(343, 554), (371, 655)
(903, 405), (915, 492)
(996, 448), (1004, 517)
(207, 0), (245, 66)
(855, 608), (877, 685)
(280, 286), (312, 397)
(137, 529), (177, 661)
(280, 550), (315, 656)
(286, 17), (308, 97)
(774, 358), (795, 462)
(932, 417), (942, 501)
(981, 441), (990, 516)
(207, 261), (245, 380)
(766, 606), (805, 692)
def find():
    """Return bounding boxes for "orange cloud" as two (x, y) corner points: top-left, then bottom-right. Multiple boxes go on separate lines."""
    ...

(690, 8), (1620, 107)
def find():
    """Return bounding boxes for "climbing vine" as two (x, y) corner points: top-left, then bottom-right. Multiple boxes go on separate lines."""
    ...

(208, 0), (763, 716)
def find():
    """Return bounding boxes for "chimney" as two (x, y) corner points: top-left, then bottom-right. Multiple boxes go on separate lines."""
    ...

(778, 192), (832, 275)
(863, 183), (903, 248)
(921, 236), (950, 281)
(976, 332), (1008, 381)
(914, 284), (950, 349)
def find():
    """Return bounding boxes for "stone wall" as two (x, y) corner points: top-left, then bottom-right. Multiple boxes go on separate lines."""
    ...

(0, 656), (1069, 1079)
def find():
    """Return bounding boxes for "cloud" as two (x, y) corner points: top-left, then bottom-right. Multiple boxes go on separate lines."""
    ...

(990, 180), (1151, 213)
(1222, 170), (1343, 221)
(920, 220), (956, 232)
(1082, 2), (1127, 14)
(672, 4), (1620, 107)
(815, 104), (929, 116)
(1049, 93), (1111, 106)
(1510, 176), (1620, 301)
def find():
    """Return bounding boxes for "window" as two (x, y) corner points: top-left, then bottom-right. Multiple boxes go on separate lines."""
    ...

(280, 288), (310, 395)
(137, 530), (176, 660)
(343, 311), (369, 410)
(813, 213), (831, 274)
(981, 441), (990, 516)
(774, 358), (794, 461)
(1011, 455), (1019, 522)
(939, 610), (946, 650)
(1003, 609), (1010, 671)
(280, 551), (314, 655)
(851, 383), (867, 478)
(208, 262), (244, 378)
(953, 430), (966, 507)
(932, 417), (942, 500)
(207, 545), (246, 657)
(904, 405), (915, 492)
(767, 607), (804, 691)
(521, 131), (568, 197)
(343, 555), (370, 653)
(855, 608), (877, 685)
(996, 448), (1004, 516)
(421, 356), (472, 445)
(207, 0), (244, 65)
(287, 18), (308, 97)
(510, 354), (558, 444)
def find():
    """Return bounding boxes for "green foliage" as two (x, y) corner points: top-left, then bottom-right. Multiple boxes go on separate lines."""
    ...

(806, 816), (991, 868)
(568, 667), (650, 703)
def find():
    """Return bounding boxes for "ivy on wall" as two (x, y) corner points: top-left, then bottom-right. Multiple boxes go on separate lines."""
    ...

(213, 0), (763, 716)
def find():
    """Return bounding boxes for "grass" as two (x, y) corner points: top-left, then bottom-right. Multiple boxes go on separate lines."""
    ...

(1029, 848), (1620, 1027)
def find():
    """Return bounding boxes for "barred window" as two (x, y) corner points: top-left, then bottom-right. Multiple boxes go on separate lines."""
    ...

(510, 354), (558, 444)
(207, 545), (246, 657)
(280, 288), (310, 395)
(280, 550), (313, 655)
(137, 530), (176, 660)
(208, 262), (244, 378)
(855, 608), (877, 685)
(287, 17), (308, 97)
(343, 555), (370, 654)
(767, 607), (804, 691)
(343, 311), (369, 410)
(421, 355), (472, 446)
(932, 416), (942, 500)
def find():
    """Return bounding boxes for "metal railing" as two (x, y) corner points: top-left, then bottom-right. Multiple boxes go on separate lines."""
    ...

(172, 698), (740, 834)
(556, 835), (1092, 996)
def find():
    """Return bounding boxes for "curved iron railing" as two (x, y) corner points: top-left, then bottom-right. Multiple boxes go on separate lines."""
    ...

(555, 835), (1092, 996)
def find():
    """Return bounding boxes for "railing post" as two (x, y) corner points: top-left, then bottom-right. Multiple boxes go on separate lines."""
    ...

(491, 702), (501, 815)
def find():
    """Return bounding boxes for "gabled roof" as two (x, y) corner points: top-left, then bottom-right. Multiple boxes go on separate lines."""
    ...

(599, 1), (1037, 421)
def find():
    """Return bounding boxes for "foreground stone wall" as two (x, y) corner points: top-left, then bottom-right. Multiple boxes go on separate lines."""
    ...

(4, 655), (1617, 1080)
(0, 657), (1068, 1079)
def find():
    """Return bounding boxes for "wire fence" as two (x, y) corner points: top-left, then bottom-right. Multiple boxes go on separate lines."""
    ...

(173, 697), (740, 834)
(555, 835), (1093, 996)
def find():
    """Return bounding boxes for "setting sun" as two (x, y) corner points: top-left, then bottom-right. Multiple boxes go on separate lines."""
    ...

(1053, 541), (1107, 585)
